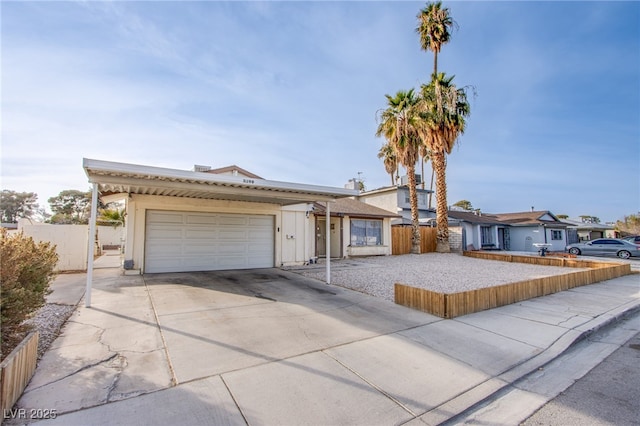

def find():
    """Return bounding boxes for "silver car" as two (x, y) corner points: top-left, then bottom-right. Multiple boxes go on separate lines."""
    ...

(566, 238), (640, 259)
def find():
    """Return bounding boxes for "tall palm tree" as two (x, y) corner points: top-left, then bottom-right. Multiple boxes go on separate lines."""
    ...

(376, 89), (422, 254)
(377, 143), (399, 186)
(416, 1), (455, 77)
(418, 73), (471, 252)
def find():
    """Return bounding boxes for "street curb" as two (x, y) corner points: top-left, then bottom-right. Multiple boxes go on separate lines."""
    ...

(427, 302), (640, 426)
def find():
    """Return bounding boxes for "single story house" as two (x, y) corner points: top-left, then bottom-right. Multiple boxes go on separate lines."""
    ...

(82, 158), (371, 305)
(447, 210), (569, 253)
(447, 210), (508, 251)
(561, 217), (616, 241)
(311, 198), (400, 259)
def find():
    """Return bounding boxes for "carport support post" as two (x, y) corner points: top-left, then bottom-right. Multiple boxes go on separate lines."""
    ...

(326, 201), (331, 284)
(85, 183), (98, 307)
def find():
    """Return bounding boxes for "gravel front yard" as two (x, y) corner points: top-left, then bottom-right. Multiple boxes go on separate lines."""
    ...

(287, 253), (589, 302)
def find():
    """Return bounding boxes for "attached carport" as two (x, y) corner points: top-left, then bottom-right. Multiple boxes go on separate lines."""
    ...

(83, 158), (358, 307)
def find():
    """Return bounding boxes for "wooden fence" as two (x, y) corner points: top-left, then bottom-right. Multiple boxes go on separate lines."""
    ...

(395, 251), (632, 319)
(391, 227), (437, 255)
(1, 331), (39, 414)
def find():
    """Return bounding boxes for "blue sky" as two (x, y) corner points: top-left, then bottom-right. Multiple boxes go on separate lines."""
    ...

(2, 1), (639, 223)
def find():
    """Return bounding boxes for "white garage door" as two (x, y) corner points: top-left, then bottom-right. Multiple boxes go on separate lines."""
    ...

(145, 211), (274, 273)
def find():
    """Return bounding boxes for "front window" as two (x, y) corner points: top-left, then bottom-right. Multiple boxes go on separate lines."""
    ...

(351, 219), (383, 246)
(481, 226), (493, 245)
(551, 230), (563, 240)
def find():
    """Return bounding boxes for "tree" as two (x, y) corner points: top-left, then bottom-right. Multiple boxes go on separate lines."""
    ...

(378, 143), (399, 186)
(376, 89), (423, 254)
(556, 214), (569, 219)
(0, 190), (39, 223)
(416, 1), (455, 77)
(416, 2), (471, 253)
(453, 200), (473, 211)
(615, 212), (640, 236)
(48, 190), (91, 224)
(418, 72), (471, 252)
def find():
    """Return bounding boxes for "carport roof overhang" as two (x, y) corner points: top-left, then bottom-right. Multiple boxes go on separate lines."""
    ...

(83, 158), (359, 205)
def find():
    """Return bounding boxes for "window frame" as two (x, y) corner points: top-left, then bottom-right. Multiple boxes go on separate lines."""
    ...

(551, 230), (563, 241)
(350, 218), (384, 247)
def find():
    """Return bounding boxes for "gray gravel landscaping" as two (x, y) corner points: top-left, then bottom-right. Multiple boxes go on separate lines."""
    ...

(286, 253), (589, 302)
(25, 303), (76, 359)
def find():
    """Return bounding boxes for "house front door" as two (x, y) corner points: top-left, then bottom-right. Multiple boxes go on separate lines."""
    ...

(316, 219), (326, 257)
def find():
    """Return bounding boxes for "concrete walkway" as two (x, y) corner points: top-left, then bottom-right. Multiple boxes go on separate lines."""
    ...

(9, 265), (639, 425)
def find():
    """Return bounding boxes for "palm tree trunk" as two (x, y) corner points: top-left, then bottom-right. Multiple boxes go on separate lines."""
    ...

(407, 165), (421, 254)
(433, 51), (438, 78)
(428, 165), (434, 209)
(433, 150), (450, 253)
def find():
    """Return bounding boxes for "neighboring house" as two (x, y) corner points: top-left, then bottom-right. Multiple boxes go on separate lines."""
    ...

(447, 210), (569, 252)
(562, 217), (616, 241)
(311, 198), (400, 258)
(357, 182), (435, 226)
(491, 211), (569, 252)
(83, 158), (358, 274)
(447, 210), (508, 251)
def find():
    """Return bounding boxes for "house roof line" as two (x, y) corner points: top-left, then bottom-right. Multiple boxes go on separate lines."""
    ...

(83, 158), (358, 206)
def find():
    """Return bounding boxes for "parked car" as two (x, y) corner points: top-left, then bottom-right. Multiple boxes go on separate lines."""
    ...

(622, 235), (640, 247)
(566, 238), (640, 259)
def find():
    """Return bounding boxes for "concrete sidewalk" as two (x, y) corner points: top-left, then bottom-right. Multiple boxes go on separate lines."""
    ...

(8, 267), (639, 425)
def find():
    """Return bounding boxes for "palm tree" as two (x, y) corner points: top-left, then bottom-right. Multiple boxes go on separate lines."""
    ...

(418, 73), (471, 252)
(416, 1), (455, 77)
(378, 143), (399, 186)
(376, 89), (422, 254)
(98, 207), (126, 227)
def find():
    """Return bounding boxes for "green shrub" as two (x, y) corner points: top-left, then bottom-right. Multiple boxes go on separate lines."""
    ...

(1, 228), (58, 358)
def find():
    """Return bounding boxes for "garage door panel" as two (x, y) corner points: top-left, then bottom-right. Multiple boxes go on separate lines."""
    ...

(184, 229), (218, 239)
(148, 212), (185, 224)
(147, 227), (184, 240)
(218, 215), (249, 226)
(217, 256), (249, 269)
(146, 245), (184, 257)
(249, 229), (273, 239)
(186, 215), (218, 225)
(183, 244), (219, 255)
(145, 258), (184, 273)
(145, 211), (274, 273)
(217, 242), (249, 254)
(219, 230), (249, 240)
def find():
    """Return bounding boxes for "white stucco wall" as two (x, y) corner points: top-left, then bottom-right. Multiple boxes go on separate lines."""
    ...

(17, 221), (89, 271)
(97, 225), (125, 248)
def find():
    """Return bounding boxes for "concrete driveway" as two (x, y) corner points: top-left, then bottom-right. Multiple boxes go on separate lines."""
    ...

(142, 269), (438, 384)
(12, 264), (640, 426)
